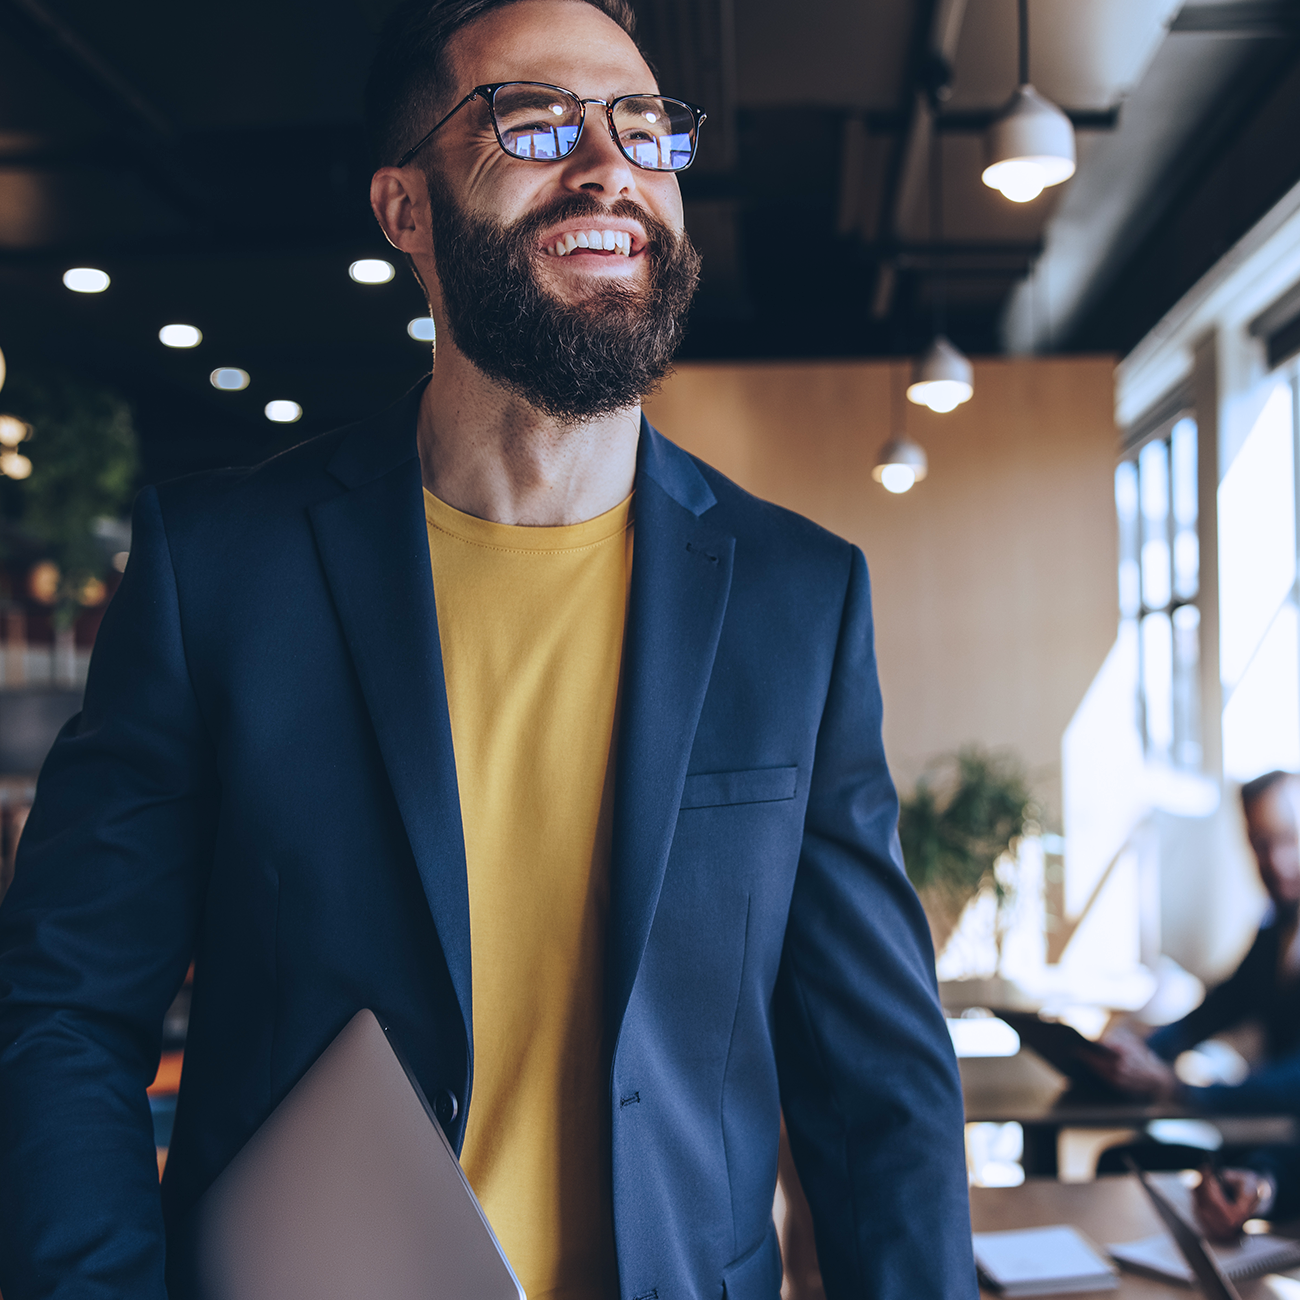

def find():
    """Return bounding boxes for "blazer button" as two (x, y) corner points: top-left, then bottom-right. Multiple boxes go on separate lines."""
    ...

(434, 1088), (459, 1125)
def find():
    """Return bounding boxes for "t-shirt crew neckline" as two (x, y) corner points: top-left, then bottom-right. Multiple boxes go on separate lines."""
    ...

(423, 487), (633, 553)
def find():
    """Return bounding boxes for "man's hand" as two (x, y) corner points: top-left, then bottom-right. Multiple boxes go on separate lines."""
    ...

(1194, 1166), (1271, 1242)
(1080, 1024), (1182, 1100)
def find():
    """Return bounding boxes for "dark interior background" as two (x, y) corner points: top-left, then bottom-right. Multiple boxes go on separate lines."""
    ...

(0, 0), (1298, 481)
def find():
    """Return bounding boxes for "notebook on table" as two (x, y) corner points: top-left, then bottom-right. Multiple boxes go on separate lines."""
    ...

(195, 1008), (525, 1300)
(972, 1224), (1119, 1296)
(1109, 1230), (1300, 1285)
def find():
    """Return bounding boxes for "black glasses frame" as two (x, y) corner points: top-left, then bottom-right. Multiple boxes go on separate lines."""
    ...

(393, 81), (707, 172)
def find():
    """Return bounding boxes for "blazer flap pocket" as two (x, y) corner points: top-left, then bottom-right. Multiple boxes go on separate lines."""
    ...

(680, 766), (798, 810)
(722, 1221), (782, 1300)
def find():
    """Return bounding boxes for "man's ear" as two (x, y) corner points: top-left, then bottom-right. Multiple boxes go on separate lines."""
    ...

(370, 167), (431, 259)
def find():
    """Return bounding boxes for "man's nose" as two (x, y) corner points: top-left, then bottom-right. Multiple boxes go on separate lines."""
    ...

(559, 111), (636, 196)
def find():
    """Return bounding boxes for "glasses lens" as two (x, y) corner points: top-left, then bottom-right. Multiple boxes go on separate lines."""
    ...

(492, 83), (583, 160)
(612, 97), (697, 171)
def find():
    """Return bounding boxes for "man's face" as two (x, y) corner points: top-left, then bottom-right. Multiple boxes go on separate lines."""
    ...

(1246, 780), (1300, 908)
(390, 0), (701, 420)
(432, 0), (687, 302)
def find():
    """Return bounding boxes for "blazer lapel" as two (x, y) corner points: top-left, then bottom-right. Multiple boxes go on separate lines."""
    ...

(608, 422), (735, 1042)
(307, 393), (473, 1057)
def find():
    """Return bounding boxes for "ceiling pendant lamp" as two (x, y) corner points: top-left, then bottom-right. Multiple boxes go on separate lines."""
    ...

(982, 0), (1076, 204)
(907, 335), (973, 414)
(907, 141), (973, 416)
(875, 365), (928, 494)
(873, 436), (928, 494)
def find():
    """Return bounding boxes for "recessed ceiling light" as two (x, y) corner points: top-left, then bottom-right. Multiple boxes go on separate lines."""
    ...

(349, 258), (395, 284)
(408, 317), (436, 341)
(0, 415), (30, 447)
(265, 400), (302, 423)
(210, 367), (250, 391)
(63, 267), (110, 293)
(159, 324), (202, 348)
(0, 451), (33, 480)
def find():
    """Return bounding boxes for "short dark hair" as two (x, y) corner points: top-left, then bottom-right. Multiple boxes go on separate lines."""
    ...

(365, 0), (644, 168)
(1242, 770), (1297, 812)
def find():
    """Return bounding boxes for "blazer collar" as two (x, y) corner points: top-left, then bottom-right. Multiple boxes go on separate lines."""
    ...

(324, 379), (428, 489)
(608, 417), (734, 1044)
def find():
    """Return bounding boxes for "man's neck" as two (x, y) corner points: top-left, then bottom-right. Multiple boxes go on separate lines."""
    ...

(416, 347), (640, 527)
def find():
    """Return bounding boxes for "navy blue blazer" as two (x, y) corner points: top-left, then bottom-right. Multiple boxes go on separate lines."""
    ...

(0, 388), (975, 1300)
(1150, 912), (1300, 1114)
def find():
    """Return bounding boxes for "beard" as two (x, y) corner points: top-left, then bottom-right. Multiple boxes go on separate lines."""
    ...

(423, 169), (700, 422)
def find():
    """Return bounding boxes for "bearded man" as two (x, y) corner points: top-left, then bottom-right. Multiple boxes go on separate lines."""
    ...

(0, 1), (975, 1297)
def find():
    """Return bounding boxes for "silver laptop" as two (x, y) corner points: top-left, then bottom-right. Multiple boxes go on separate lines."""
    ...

(195, 1008), (525, 1300)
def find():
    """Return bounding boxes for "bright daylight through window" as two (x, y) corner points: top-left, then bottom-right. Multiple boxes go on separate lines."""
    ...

(1219, 379), (1300, 781)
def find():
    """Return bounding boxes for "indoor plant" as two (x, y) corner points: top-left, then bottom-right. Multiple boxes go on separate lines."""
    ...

(898, 746), (1036, 961)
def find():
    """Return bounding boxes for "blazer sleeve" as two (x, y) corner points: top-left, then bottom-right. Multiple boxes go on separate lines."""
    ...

(1147, 926), (1271, 1061)
(1246, 1143), (1300, 1219)
(774, 545), (977, 1300)
(1183, 1050), (1300, 1115)
(0, 486), (218, 1300)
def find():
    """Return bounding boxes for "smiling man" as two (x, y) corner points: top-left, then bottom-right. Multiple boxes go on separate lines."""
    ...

(0, 2), (974, 1298)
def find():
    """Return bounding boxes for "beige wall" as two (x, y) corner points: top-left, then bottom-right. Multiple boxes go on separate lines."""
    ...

(644, 356), (1119, 820)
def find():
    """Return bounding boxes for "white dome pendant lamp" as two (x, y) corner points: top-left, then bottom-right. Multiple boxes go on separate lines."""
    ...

(908, 131), (974, 415)
(875, 364), (928, 494)
(982, 0), (1076, 203)
(907, 335), (973, 414)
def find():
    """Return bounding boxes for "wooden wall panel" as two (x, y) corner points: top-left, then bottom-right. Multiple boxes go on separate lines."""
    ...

(644, 355), (1119, 818)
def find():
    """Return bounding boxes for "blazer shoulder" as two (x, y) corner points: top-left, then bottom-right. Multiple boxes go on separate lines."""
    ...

(687, 448), (858, 570)
(152, 425), (347, 519)
(152, 381), (426, 531)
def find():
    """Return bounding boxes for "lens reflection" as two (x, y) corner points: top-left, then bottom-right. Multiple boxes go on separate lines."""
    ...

(490, 84), (697, 171)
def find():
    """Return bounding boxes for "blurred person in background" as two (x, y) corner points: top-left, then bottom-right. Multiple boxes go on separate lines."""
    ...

(1087, 771), (1300, 1112)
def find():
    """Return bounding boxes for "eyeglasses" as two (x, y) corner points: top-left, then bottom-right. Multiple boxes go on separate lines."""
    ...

(394, 81), (706, 173)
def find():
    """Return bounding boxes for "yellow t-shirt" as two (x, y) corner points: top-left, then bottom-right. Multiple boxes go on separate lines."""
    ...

(424, 487), (632, 1300)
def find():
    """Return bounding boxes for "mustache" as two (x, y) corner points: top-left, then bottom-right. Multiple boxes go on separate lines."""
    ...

(503, 193), (679, 258)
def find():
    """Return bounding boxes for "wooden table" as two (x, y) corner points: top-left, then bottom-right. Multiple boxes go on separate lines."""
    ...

(962, 1053), (1297, 1176)
(971, 1175), (1300, 1298)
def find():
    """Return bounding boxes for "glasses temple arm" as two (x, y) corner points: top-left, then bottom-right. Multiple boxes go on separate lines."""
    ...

(393, 87), (487, 169)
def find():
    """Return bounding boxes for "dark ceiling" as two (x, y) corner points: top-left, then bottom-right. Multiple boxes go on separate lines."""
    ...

(0, 0), (1299, 482)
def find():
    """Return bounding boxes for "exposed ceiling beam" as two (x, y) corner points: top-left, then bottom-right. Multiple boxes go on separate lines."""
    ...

(1, 0), (172, 137)
(867, 0), (968, 321)
(0, 0), (216, 225)
(1170, 3), (1300, 37)
(634, 0), (737, 171)
(935, 106), (1120, 133)
(0, 232), (1044, 269)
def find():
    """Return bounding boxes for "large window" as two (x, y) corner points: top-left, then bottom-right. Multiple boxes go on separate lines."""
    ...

(1119, 370), (1300, 782)
(1117, 415), (1201, 770)
(1218, 376), (1300, 781)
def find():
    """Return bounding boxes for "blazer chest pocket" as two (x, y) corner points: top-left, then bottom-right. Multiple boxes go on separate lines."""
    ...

(679, 766), (798, 810)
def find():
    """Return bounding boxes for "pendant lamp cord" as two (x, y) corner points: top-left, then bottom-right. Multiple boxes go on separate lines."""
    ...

(930, 126), (945, 338)
(1018, 0), (1029, 86)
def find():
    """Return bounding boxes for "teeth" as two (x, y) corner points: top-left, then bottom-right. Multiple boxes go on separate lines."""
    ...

(545, 230), (634, 256)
